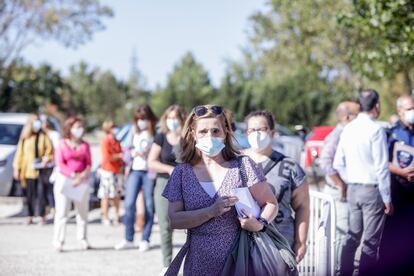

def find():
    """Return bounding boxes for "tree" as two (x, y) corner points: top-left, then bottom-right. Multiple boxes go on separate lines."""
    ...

(0, 61), (66, 113)
(338, 0), (414, 94)
(0, 0), (113, 69)
(151, 52), (215, 115)
(249, 0), (353, 85)
(243, 0), (352, 127)
(67, 62), (129, 128)
(218, 50), (263, 121)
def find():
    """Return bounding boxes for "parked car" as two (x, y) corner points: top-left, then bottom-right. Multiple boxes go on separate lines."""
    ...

(302, 126), (335, 181)
(0, 113), (29, 196)
(0, 113), (63, 196)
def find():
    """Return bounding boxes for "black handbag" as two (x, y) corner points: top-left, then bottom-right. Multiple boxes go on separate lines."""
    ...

(221, 156), (298, 276)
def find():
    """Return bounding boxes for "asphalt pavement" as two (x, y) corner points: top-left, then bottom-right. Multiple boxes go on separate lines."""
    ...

(0, 196), (186, 276)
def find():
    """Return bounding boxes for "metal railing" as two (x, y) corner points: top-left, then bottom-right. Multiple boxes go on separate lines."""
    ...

(298, 190), (336, 276)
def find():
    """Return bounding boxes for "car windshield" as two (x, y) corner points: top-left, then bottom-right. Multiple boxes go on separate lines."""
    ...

(0, 124), (23, 145)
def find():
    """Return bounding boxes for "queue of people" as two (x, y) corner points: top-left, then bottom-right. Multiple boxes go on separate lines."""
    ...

(320, 90), (414, 276)
(15, 91), (414, 275)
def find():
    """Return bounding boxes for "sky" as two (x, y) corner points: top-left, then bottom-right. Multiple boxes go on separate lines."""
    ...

(23, 0), (266, 89)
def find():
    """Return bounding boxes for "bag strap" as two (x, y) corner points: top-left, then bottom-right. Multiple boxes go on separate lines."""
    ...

(263, 151), (285, 176)
(237, 156), (248, 188)
(35, 133), (40, 159)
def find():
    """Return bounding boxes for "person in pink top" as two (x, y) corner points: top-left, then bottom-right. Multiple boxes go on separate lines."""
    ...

(53, 116), (91, 252)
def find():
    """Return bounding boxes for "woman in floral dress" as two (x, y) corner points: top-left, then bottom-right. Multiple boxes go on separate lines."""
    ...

(162, 105), (279, 275)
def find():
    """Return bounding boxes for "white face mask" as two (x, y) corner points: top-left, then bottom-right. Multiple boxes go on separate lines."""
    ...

(404, 110), (414, 125)
(71, 127), (84, 139)
(166, 119), (180, 132)
(248, 131), (272, 150)
(137, 120), (148, 130)
(195, 136), (225, 157)
(32, 120), (42, 133)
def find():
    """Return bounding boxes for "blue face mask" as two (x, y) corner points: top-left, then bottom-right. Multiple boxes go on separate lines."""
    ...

(195, 136), (225, 157)
(32, 120), (42, 133)
(166, 119), (180, 132)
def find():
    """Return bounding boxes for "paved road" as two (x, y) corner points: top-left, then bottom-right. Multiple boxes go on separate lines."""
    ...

(0, 197), (186, 276)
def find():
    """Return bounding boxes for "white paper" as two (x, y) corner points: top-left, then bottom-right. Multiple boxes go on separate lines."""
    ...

(60, 177), (90, 202)
(232, 187), (261, 218)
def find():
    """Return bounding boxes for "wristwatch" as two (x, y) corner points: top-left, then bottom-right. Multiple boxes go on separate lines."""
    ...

(257, 217), (269, 232)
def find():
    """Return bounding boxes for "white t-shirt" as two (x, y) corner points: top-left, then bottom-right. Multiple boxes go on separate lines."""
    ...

(199, 181), (222, 198)
(47, 130), (61, 150)
(131, 131), (153, 171)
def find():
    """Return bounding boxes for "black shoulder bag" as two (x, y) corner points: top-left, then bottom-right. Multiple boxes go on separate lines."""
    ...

(220, 156), (298, 276)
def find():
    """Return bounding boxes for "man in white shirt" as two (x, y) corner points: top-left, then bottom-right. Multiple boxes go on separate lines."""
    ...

(333, 89), (393, 276)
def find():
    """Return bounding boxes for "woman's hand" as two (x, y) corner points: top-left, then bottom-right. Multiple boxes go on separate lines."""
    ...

(72, 175), (82, 187)
(208, 196), (238, 218)
(294, 242), (307, 263)
(13, 169), (20, 181)
(167, 166), (175, 176)
(239, 210), (264, 232)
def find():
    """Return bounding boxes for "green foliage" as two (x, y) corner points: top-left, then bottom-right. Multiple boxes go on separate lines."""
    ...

(240, 0), (353, 126)
(338, 0), (414, 93)
(217, 51), (263, 121)
(2, 0), (414, 129)
(0, 62), (66, 112)
(151, 52), (216, 116)
(67, 62), (129, 128)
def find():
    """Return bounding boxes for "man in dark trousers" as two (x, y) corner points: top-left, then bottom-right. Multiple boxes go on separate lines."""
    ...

(379, 95), (414, 274)
(333, 89), (393, 276)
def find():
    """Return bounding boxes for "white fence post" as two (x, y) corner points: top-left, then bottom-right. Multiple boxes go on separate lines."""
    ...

(298, 191), (336, 276)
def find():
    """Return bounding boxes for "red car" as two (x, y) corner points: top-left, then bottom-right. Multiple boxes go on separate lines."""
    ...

(302, 126), (335, 177)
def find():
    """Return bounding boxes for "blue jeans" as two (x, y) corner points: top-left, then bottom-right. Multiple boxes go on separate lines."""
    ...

(124, 170), (154, 242)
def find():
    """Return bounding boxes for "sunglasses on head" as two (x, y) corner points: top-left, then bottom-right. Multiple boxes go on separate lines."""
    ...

(193, 105), (223, 117)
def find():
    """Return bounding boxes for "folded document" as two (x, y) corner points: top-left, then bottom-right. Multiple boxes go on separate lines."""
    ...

(232, 187), (261, 218)
(60, 177), (90, 202)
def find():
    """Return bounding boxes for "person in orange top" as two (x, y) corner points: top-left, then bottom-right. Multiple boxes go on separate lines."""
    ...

(99, 120), (124, 226)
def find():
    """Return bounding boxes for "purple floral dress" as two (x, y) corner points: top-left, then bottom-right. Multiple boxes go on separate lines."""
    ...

(162, 157), (266, 276)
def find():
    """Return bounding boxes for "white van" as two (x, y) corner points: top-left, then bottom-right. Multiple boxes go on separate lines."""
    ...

(0, 113), (29, 196)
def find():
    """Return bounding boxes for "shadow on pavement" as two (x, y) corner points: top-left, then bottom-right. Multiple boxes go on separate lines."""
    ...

(59, 243), (185, 253)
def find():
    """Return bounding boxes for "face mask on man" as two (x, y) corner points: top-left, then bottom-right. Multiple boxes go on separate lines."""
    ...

(404, 109), (414, 125)
(166, 119), (180, 132)
(71, 127), (84, 139)
(32, 120), (42, 133)
(137, 119), (148, 130)
(248, 131), (272, 150)
(195, 136), (225, 157)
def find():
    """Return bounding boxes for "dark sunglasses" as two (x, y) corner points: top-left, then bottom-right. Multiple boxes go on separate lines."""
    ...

(193, 105), (223, 117)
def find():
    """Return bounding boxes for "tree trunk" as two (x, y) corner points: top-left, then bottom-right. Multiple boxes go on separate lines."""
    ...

(404, 68), (413, 96)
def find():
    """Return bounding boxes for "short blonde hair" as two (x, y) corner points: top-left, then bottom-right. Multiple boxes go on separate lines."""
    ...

(179, 105), (239, 164)
(159, 105), (187, 134)
(102, 120), (115, 134)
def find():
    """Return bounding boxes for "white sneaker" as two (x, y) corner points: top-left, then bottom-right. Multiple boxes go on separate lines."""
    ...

(102, 219), (111, 226)
(79, 240), (90, 250)
(53, 241), (63, 252)
(138, 240), (150, 252)
(159, 267), (168, 276)
(115, 240), (135, 250)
